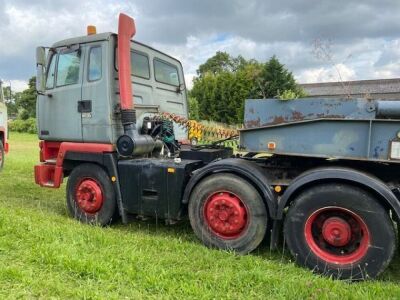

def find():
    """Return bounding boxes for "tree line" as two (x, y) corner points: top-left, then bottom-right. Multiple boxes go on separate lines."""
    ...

(189, 52), (305, 124)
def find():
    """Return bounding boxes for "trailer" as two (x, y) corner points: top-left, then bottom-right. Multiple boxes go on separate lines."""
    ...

(34, 14), (399, 280)
(0, 80), (8, 170)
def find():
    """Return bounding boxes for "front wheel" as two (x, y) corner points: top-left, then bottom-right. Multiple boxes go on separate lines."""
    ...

(284, 183), (396, 280)
(189, 173), (268, 254)
(66, 163), (117, 226)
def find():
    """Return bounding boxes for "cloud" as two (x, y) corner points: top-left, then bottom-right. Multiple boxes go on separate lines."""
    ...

(0, 0), (400, 90)
(297, 63), (356, 83)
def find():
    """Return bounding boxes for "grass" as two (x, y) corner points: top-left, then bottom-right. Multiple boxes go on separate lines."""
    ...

(0, 132), (399, 299)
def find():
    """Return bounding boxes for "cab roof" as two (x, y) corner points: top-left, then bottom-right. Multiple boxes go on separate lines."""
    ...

(51, 32), (182, 66)
(51, 32), (114, 48)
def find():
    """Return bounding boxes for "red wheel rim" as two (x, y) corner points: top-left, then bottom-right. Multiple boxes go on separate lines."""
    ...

(304, 206), (370, 265)
(75, 178), (104, 214)
(204, 191), (248, 239)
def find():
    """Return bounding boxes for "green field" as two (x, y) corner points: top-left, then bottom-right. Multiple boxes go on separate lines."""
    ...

(0, 132), (400, 299)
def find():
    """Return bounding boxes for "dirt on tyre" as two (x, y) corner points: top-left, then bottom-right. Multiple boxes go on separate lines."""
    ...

(189, 173), (268, 254)
(66, 163), (117, 226)
(0, 142), (4, 171)
(284, 183), (396, 280)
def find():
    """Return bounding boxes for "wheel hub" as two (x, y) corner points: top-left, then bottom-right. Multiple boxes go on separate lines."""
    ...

(75, 179), (104, 214)
(304, 206), (370, 264)
(322, 217), (351, 247)
(204, 192), (247, 239)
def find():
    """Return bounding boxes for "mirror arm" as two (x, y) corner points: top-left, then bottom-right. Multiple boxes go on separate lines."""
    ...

(176, 83), (186, 94)
(37, 91), (52, 98)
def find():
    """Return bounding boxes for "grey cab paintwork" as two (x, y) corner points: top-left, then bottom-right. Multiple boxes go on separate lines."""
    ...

(37, 32), (188, 144)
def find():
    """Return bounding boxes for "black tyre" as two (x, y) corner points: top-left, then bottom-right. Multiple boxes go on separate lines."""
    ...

(0, 142), (4, 171)
(284, 183), (396, 280)
(66, 163), (117, 226)
(188, 173), (268, 254)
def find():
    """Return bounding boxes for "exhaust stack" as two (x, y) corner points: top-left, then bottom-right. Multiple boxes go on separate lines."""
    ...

(116, 13), (155, 156)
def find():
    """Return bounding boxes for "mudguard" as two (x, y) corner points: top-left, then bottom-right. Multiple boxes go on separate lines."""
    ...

(276, 167), (400, 221)
(182, 158), (277, 218)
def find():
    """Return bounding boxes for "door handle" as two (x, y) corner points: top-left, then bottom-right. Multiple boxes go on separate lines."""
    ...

(78, 100), (92, 113)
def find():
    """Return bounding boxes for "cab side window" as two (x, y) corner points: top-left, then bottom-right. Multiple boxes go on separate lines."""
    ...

(56, 50), (81, 86)
(131, 51), (150, 79)
(154, 59), (179, 86)
(46, 54), (57, 89)
(88, 46), (102, 81)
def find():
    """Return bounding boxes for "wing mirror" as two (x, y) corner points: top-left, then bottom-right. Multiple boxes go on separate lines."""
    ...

(36, 47), (46, 94)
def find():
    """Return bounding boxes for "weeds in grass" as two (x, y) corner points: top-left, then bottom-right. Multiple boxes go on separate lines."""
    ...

(0, 133), (399, 298)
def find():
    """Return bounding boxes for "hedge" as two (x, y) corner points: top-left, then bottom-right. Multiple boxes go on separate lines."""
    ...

(8, 118), (37, 134)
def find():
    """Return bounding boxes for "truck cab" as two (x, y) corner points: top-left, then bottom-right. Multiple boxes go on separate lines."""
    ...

(0, 80), (8, 169)
(36, 32), (188, 144)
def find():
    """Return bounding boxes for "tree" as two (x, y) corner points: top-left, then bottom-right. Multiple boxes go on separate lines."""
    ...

(191, 53), (305, 124)
(191, 72), (218, 120)
(196, 52), (258, 77)
(197, 51), (235, 76)
(278, 89), (307, 100)
(2, 84), (18, 117)
(188, 97), (200, 121)
(16, 76), (37, 118)
(254, 56), (302, 99)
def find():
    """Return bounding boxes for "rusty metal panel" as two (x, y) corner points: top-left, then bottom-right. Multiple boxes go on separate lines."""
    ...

(240, 98), (400, 162)
(243, 98), (376, 129)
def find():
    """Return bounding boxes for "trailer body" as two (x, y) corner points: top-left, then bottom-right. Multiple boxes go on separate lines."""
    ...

(241, 98), (400, 162)
(34, 14), (400, 281)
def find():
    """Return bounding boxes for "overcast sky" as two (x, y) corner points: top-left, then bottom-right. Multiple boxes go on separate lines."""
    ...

(1, 0), (400, 91)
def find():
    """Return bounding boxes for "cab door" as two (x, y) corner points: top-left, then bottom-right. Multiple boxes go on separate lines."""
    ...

(81, 43), (113, 143)
(37, 45), (84, 141)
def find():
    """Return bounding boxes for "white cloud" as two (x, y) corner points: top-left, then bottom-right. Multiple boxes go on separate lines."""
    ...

(1, 0), (400, 90)
(0, 79), (27, 93)
(10, 80), (28, 92)
(297, 63), (356, 83)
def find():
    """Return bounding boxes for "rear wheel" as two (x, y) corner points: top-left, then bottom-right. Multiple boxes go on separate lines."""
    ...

(284, 183), (396, 280)
(66, 163), (117, 225)
(0, 142), (4, 171)
(189, 173), (268, 254)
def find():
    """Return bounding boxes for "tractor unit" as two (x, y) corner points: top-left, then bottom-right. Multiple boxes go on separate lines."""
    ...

(35, 13), (400, 280)
(0, 80), (8, 170)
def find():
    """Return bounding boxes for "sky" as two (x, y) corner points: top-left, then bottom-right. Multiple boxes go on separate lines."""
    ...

(0, 0), (400, 92)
